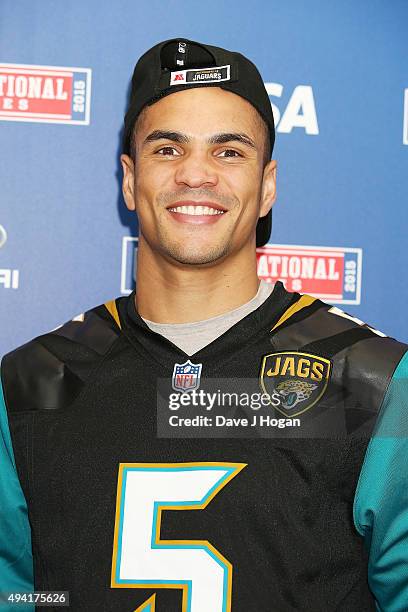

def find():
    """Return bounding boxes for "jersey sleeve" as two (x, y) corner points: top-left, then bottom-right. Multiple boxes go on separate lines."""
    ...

(353, 350), (408, 611)
(0, 377), (34, 610)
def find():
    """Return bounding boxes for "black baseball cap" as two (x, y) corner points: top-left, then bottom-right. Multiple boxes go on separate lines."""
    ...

(123, 37), (275, 247)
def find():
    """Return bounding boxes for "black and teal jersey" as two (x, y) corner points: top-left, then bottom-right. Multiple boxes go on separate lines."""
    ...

(1, 281), (408, 611)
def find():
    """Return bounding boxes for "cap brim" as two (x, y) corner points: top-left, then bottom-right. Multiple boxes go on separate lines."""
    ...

(256, 210), (272, 247)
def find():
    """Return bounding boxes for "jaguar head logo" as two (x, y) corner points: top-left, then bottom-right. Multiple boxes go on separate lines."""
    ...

(276, 380), (317, 411)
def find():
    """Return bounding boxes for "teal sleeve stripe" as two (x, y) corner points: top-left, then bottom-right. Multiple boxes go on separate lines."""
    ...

(0, 379), (34, 611)
(353, 350), (408, 612)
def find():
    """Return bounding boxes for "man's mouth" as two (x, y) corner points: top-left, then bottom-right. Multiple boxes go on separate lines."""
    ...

(168, 205), (224, 216)
(166, 201), (227, 225)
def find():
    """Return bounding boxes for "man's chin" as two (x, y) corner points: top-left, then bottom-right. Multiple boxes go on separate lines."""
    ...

(162, 241), (231, 266)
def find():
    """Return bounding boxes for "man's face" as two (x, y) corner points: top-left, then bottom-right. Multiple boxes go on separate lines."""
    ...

(121, 87), (277, 265)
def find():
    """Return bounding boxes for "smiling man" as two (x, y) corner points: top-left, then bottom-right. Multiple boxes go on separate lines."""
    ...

(121, 83), (276, 326)
(1, 38), (408, 612)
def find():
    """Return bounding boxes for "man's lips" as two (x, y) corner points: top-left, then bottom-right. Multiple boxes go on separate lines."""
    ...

(166, 201), (228, 225)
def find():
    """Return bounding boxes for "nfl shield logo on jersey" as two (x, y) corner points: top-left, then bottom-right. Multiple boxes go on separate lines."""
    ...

(172, 360), (203, 392)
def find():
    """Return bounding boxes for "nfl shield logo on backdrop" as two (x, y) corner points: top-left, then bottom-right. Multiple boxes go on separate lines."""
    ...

(172, 360), (202, 392)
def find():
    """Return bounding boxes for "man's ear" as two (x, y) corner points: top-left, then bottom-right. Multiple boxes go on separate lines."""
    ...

(259, 159), (277, 218)
(120, 154), (136, 212)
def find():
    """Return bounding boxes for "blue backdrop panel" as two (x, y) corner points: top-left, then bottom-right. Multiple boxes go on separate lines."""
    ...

(1, 0), (407, 355)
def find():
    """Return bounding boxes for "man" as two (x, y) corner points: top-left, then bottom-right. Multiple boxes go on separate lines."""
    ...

(1, 37), (407, 612)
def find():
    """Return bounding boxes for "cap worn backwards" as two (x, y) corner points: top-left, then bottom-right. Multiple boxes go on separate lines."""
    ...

(123, 37), (275, 247)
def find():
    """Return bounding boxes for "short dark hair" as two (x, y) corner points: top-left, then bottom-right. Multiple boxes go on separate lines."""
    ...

(129, 105), (271, 170)
(253, 111), (272, 169)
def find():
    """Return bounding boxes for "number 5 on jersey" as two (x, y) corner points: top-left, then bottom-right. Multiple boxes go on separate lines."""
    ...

(111, 462), (246, 611)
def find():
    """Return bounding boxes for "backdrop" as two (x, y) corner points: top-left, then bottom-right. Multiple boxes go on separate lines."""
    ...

(1, 0), (407, 356)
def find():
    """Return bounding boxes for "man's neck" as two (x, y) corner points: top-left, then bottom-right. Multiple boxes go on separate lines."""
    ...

(134, 240), (260, 324)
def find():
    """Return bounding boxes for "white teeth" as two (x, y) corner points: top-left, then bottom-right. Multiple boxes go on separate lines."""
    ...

(168, 205), (225, 216)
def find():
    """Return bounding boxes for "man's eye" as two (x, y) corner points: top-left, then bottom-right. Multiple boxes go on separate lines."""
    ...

(156, 146), (179, 156)
(219, 149), (242, 158)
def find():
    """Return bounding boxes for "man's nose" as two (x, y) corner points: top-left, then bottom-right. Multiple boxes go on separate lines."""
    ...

(174, 150), (219, 188)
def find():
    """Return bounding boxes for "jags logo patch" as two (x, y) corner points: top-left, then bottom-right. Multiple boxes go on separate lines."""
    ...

(259, 352), (331, 417)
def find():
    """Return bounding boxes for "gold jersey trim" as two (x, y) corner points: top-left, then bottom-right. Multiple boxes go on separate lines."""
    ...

(104, 299), (122, 330)
(271, 294), (317, 333)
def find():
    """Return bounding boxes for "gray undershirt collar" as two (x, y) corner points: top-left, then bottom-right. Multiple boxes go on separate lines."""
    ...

(141, 279), (274, 356)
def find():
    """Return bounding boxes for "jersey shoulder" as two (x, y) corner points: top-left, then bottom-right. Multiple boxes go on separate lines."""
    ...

(1, 297), (126, 413)
(274, 291), (407, 361)
(272, 291), (408, 421)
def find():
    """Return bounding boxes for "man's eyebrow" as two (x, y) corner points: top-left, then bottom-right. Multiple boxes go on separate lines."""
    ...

(207, 132), (256, 149)
(143, 130), (257, 149)
(144, 130), (189, 145)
